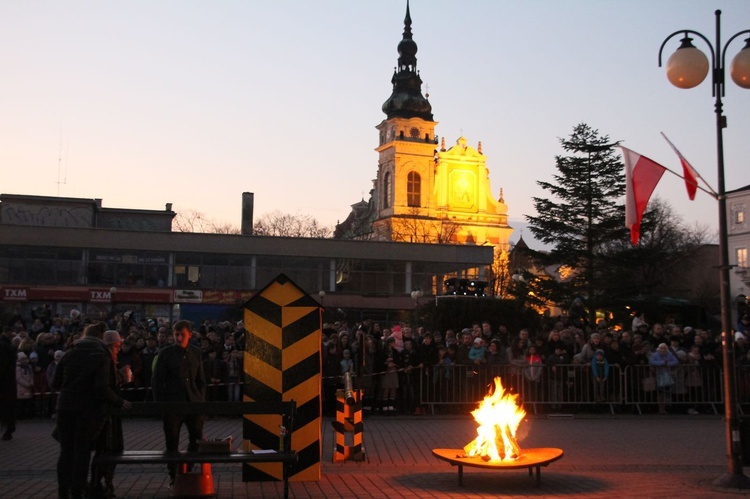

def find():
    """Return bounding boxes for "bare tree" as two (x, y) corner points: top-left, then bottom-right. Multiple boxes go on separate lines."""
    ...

(389, 208), (461, 243)
(210, 222), (241, 235)
(172, 209), (240, 234)
(173, 208), (331, 237)
(490, 247), (512, 298)
(253, 211), (332, 238)
(599, 197), (714, 303)
(172, 209), (210, 233)
(434, 213), (462, 244)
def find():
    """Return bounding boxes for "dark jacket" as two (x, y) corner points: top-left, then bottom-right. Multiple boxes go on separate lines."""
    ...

(151, 344), (206, 402)
(375, 345), (403, 373)
(52, 336), (124, 412)
(417, 341), (438, 368)
(0, 334), (16, 398)
(204, 356), (229, 384)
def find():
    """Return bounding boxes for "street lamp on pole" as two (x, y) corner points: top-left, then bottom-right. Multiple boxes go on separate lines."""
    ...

(410, 289), (423, 329)
(318, 290), (326, 322)
(658, 10), (750, 489)
(109, 287), (117, 322)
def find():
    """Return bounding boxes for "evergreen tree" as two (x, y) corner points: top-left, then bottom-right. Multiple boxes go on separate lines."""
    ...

(525, 123), (625, 327)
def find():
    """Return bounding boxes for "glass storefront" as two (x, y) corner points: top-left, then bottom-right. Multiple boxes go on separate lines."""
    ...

(0, 243), (487, 325)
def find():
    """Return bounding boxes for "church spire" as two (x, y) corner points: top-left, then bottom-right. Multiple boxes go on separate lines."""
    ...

(398, 0), (415, 72)
(381, 1), (434, 121)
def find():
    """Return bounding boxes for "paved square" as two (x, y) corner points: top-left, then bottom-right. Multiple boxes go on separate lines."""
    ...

(1, 413), (746, 498)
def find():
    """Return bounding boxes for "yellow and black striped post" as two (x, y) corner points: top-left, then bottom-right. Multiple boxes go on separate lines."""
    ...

(241, 273), (321, 482)
(332, 388), (364, 462)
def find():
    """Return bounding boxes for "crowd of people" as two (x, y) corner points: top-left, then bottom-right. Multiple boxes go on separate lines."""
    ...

(1, 303), (749, 498)
(3, 306), (750, 431)
(320, 312), (750, 416)
(0, 309), (246, 424)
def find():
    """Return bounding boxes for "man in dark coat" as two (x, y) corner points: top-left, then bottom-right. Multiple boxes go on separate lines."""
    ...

(151, 320), (206, 486)
(0, 326), (17, 440)
(52, 322), (131, 499)
(90, 330), (129, 498)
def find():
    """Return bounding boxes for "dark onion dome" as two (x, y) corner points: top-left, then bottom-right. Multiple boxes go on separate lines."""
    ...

(382, 1), (433, 121)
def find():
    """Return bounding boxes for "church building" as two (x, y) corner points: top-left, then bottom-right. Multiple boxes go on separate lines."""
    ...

(335, 2), (513, 250)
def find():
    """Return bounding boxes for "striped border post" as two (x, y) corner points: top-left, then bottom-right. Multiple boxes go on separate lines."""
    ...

(241, 273), (322, 482)
(332, 389), (364, 462)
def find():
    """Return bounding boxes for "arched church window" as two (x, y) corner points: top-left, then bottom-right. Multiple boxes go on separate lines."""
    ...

(384, 172), (392, 209)
(407, 172), (421, 207)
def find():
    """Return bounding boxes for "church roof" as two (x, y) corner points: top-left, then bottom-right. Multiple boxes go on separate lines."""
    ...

(333, 195), (377, 239)
(515, 236), (529, 250)
(381, 0), (433, 121)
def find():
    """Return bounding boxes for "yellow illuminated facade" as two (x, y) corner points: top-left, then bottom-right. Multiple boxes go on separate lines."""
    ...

(373, 132), (512, 248)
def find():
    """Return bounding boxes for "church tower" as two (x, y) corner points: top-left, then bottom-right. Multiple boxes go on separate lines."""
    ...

(371, 1), (438, 241)
(336, 1), (512, 250)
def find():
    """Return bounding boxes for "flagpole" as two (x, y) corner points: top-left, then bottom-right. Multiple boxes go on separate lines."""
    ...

(659, 132), (718, 197)
(657, 163), (716, 198)
(659, 9), (750, 489)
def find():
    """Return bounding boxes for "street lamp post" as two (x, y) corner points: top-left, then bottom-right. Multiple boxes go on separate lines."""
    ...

(658, 10), (750, 489)
(109, 286), (117, 323)
(410, 289), (423, 330)
(318, 290), (326, 322)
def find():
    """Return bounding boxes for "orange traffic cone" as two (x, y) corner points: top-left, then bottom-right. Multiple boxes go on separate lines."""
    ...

(171, 463), (216, 498)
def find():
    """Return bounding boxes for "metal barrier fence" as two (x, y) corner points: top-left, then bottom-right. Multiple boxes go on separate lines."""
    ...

(20, 363), (737, 417)
(19, 381), (245, 419)
(419, 363), (725, 415)
(736, 366), (750, 415)
(622, 363), (723, 415)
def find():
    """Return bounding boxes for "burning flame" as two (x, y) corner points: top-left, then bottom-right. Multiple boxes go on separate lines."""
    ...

(463, 377), (525, 462)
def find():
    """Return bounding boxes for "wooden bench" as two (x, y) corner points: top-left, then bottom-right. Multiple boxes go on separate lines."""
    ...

(94, 400), (297, 499)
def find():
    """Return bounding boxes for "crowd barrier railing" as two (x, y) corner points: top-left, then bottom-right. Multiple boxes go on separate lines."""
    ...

(20, 362), (738, 417)
(419, 363), (725, 415)
(419, 363), (624, 415)
(621, 363), (723, 415)
(21, 379), (246, 419)
(734, 365), (750, 416)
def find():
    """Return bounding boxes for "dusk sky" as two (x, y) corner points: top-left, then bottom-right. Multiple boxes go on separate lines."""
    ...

(2, 1), (748, 247)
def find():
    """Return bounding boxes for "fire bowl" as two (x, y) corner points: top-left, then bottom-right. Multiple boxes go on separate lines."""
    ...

(432, 447), (564, 487)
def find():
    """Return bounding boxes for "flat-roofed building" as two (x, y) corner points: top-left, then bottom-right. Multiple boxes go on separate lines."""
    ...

(0, 193), (492, 325)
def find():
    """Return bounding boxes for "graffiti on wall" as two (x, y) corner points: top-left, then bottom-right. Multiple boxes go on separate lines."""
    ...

(101, 217), (159, 231)
(1, 205), (93, 227)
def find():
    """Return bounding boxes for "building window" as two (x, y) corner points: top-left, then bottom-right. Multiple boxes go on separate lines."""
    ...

(384, 172), (392, 209)
(89, 250), (169, 287)
(737, 210), (745, 224)
(738, 248), (748, 269)
(407, 171), (421, 207)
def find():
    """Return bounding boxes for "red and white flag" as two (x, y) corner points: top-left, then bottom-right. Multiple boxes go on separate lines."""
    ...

(660, 132), (700, 200)
(620, 146), (667, 246)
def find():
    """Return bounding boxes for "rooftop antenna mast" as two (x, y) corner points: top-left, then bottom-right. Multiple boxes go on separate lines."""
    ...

(56, 123), (68, 196)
